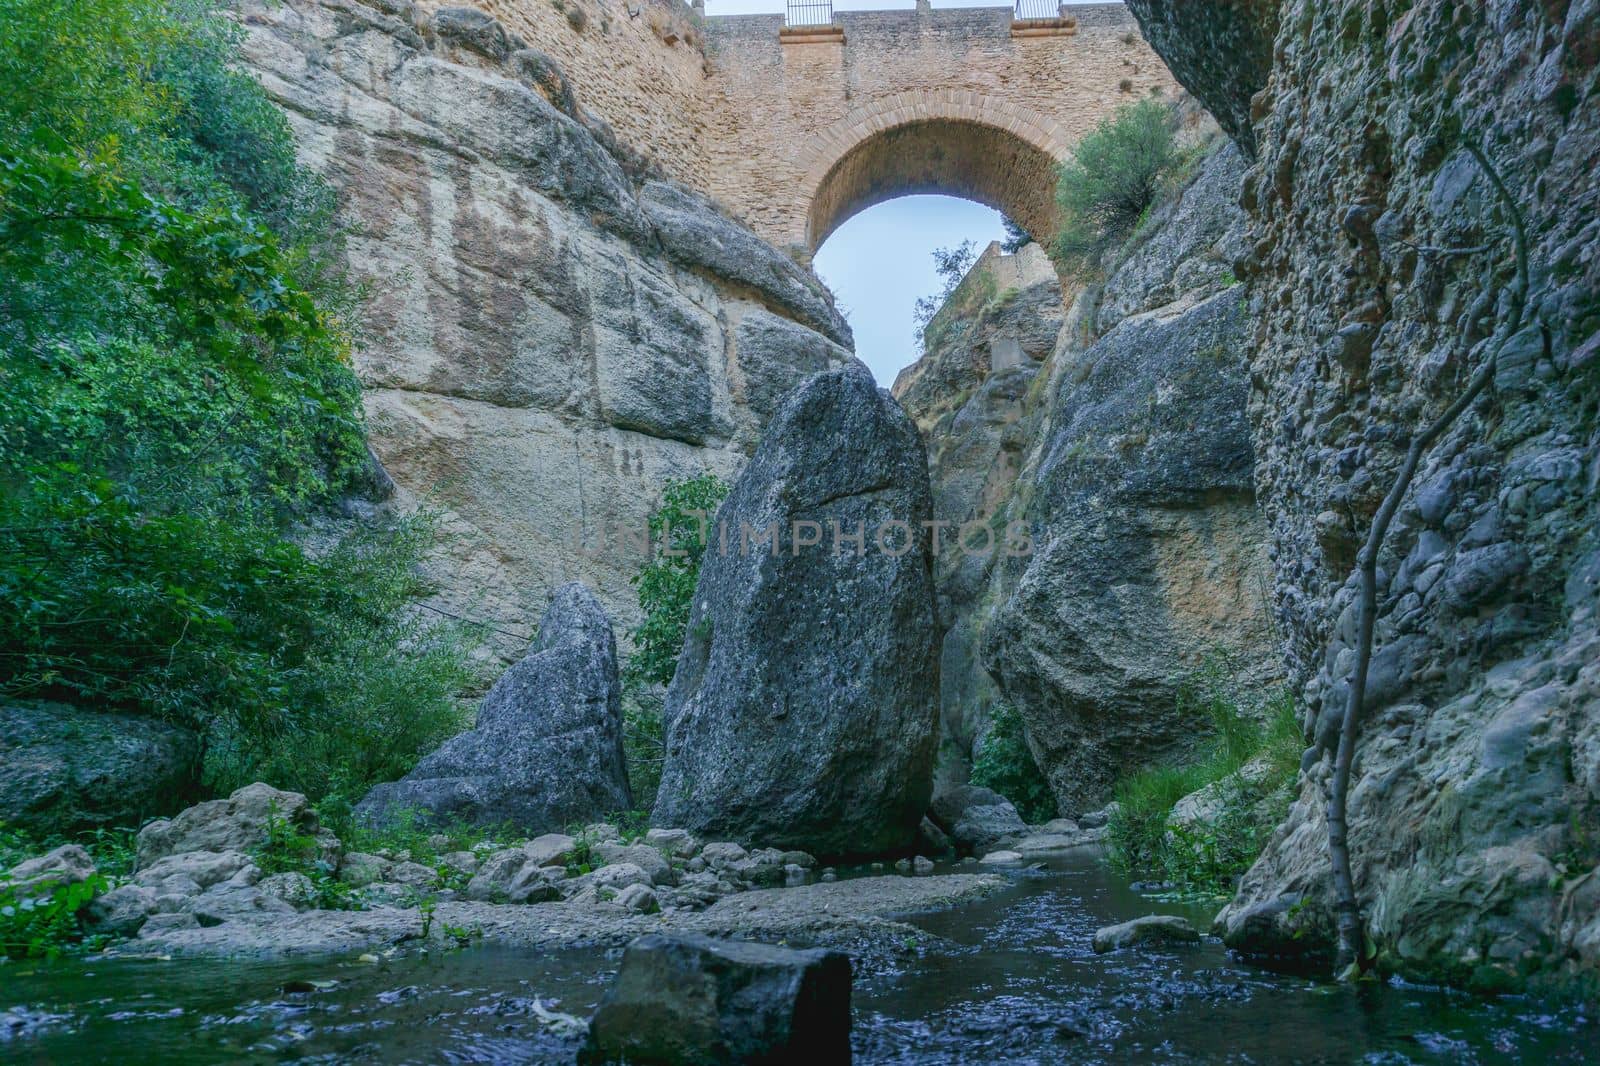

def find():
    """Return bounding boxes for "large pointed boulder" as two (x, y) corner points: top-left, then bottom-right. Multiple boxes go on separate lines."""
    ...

(357, 583), (629, 831)
(652, 361), (940, 857)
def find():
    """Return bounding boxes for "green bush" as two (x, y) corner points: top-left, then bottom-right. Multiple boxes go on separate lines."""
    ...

(623, 474), (729, 805)
(1052, 96), (1185, 274)
(0, 0), (477, 804)
(0, 872), (109, 960)
(1105, 661), (1300, 895)
(970, 702), (1058, 824)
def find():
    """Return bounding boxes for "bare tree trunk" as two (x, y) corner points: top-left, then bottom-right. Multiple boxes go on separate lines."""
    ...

(1326, 141), (1529, 977)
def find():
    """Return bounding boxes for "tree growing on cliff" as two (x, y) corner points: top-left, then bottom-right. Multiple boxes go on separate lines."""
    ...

(1052, 96), (1183, 274)
(912, 240), (979, 354)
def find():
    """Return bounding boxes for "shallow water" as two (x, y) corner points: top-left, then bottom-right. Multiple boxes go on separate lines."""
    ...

(1, 853), (1592, 1063)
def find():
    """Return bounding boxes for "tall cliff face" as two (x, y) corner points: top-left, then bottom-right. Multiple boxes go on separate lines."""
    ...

(237, 0), (852, 655)
(982, 143), (1281, 816)
(899, 143), (1281, 813)
(1135, 0), (1600, 988)
(893, 243), (1065, 792)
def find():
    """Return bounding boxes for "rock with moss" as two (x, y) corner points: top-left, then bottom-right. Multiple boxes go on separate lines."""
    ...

(0, 701), (199, 837)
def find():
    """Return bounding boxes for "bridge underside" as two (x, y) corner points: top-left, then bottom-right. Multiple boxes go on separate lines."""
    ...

(806, 118), (1064, 252)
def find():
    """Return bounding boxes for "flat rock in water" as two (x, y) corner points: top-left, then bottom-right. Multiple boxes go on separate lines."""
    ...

(1013, 831), (1099, 856)
(978, 850), (1024, 866)
(356, 583), (629, 832)
(1091, 914), (1200, 954)
(581, 933), (851, 1065)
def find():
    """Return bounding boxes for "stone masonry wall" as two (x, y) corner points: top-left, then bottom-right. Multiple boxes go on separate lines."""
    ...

(702, 5), (1177, 250)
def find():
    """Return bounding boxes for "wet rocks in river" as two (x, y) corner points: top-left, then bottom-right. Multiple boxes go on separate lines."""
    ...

(653, 362), (940, 858)
(1092, 914), (1200, 954)
(357, 583), (630, 832)
(928, 784), (1028, 855)
(581, 933), (852, 1065)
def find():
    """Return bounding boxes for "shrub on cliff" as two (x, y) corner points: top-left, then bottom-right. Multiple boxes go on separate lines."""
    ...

(970, 702), (1057, 824)
(1052, 96), (1184, 274)
(0, 0), (475, 802)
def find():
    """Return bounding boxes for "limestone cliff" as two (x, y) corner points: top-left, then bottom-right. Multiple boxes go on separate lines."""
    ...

(898, 142), (1281, 814)
(237, 0), (852, 657)
(1130, 0), (1600, 989)
(892, 242), (1064, 792)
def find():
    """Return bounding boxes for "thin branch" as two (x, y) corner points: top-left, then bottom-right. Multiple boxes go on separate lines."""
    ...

(1326, 138), (1529, 977)
(414, 600), (533, 643)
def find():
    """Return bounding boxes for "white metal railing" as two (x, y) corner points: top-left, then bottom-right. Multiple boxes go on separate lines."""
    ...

(785, 0), (835, 28)
(1014, 0), (1064, 20)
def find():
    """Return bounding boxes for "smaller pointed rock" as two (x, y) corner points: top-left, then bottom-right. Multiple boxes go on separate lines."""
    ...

(357, 583), (629, 832)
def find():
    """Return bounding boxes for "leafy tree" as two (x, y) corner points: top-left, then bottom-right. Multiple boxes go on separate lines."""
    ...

(623, 474), (729, 803)
(912, 239), (978, 354)
(0, 0), (477, 803)
(627, 474), (731, 687)
(969, 702), (1057, 824)
(1000, 216), (1032, 253)
(1052, 96), (1183, 274)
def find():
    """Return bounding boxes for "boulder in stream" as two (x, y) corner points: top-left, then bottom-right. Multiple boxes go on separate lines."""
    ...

(581, 933), (851, 1065)
(1091, 914), (1200, 954)
(652, 362), (940, 857)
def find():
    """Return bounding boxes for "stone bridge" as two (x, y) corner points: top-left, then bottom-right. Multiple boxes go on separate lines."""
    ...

(700, 3), (1178, 255)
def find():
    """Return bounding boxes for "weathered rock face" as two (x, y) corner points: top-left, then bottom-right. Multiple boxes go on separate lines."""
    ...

(357, 583), (629, 831)
(1137, 0), (1600, 990)
(137, 782), (331, 867)
(892, 242), (1065, 791)
(974, 143), (1281, 815)
(0, 701), (199, 836)
(1123, 1), (1277, 158)
(237, 0), (851, 658)
(653, 362), (940, 858)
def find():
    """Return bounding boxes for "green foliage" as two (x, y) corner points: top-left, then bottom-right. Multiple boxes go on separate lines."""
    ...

(912, 240), (979, 354)
(327, 804), (521, 868)
(1052, 96), (1184, 275)
(1000, 216), (1031, 253)
(250, 803), (364, 910)
(970, 702), (1057, 824)
(624, 474), (729, 805)
(0, 872), (108, 960)
(0, 0), (477, 802)
(1106, 661), (1300, 896)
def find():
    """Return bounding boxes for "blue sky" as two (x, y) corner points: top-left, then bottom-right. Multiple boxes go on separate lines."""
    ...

(812, 197), (1005, 386)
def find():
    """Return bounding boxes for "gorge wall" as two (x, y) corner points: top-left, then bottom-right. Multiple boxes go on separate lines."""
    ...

(1126, 0), (1600, 988)
(238, 0), (853, 656)
(895, 138), (1282, 811)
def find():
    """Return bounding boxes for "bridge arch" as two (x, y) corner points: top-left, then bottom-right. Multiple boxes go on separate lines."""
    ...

(799, 92), (1070, 252)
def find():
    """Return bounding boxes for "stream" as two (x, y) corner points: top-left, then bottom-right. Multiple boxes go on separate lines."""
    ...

(1, 852), (1592, 1063)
